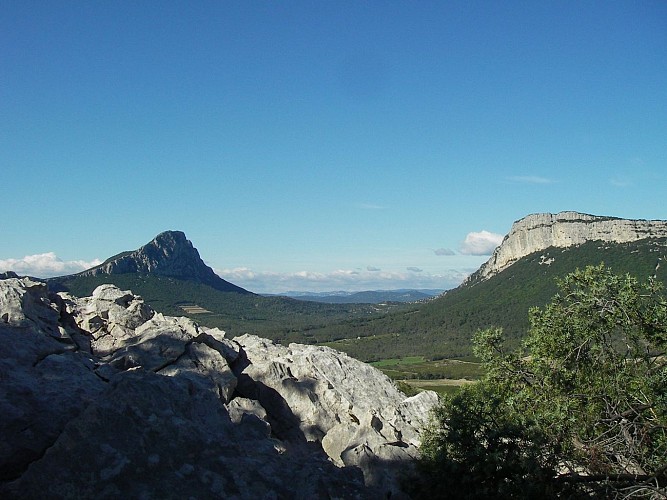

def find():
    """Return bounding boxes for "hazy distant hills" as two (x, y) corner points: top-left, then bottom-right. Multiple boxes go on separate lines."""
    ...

(274, 289), (443, 304)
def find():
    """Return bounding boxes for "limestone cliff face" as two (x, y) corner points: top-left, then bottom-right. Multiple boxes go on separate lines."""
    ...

(76, 231), (250, 294)
(471, 212), (667, 282)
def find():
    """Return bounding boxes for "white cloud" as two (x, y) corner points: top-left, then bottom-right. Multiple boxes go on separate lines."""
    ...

(460, 231), (504, 256)
(0, 252), (103, 278)
(216, 266), (470, 294)
(507, 175), (556, 184)
(434, 247), (455, 256)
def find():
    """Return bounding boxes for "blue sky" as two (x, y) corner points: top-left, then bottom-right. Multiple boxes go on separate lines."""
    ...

(1, 1), (666, 293)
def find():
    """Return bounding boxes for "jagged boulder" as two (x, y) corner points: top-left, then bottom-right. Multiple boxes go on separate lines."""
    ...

(0, 278), (106, 483)
(8, 368), (371, 500)
(68, 283), (155, 356)
(234, 334), (438, 496)
(0, 276), (64, 338)
(158, 340), (238, 403)
(0, 278), (436, 498)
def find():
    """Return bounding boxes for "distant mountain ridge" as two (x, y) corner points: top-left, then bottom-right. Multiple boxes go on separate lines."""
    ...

(279, 289), (442, 304)
(469, 211), (667, 283)
(67, 230), (251, 294)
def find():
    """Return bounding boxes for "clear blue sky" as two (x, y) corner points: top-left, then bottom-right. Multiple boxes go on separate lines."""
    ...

(2, 1), (666, 293)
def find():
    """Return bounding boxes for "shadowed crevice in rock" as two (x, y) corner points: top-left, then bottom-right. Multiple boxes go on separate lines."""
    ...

(0, 328), (106, 483)
(235, 374), (312, 447)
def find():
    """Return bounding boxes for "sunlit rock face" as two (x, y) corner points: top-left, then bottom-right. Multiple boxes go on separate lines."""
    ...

(0, 277), (436, 499)
(235, 334), (438, 493)
(471, 211), (667, 282)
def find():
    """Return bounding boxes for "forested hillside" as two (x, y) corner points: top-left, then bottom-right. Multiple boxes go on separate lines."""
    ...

(307, 238), (667, 361)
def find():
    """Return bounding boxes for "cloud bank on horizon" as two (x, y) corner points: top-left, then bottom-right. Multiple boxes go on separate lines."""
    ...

(0, 253), (102, 278)
(216, 229), (503, 293)
(216, 266), (473, 294)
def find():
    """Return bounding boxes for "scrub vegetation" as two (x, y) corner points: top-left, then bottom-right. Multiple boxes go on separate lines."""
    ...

(410, 265), (667, 498)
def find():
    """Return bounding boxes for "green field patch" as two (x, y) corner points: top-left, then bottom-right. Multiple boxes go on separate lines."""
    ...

(396, 378), (476, 397)
(370, 357), (485, 381)
(402, 379), (475, 396)
(370, 356), (424, 367)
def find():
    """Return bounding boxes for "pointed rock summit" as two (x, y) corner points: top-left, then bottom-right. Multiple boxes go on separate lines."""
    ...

(77, 231), (250, 294)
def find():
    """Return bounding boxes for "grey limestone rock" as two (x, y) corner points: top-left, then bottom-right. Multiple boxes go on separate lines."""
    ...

(234, 334), (439, 497)
(69, 284), (155, 356)
(0, 277), (63, 339)
(0, 277), (435, 498)
(0, 278), (105, 483)
(158, 341), (238, 403)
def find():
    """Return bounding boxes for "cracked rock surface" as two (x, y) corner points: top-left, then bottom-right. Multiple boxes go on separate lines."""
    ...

(0, 276), (437, 499)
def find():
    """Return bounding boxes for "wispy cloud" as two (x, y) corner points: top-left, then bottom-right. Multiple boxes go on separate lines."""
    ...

(460, 231), (504, 256)
(434, 247), (456, 256)
(0, 252), (102, 278)
(507, 175), (556, 184)
(216, 266), (470, 294)
(355, 202), (387, 210)
(609, 176), (631, 187)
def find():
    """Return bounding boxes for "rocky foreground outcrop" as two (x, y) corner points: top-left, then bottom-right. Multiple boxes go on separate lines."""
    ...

(0, 274), (436, 499)
(472, 211), (667, 282)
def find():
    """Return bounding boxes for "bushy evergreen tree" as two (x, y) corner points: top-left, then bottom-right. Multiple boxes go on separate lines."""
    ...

(413, 265), (667, 499)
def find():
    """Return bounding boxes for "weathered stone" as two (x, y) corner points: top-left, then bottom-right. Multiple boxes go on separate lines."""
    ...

(226, 397), (272, 438)
(198, 326), (240, 363)
(105, 313), (200, 371)
(0, 277), (62, 338)
(0, 324), (105, 482)
(0, 277), (434, 498)
(4, 369), (374, 499)
(234, 334), (438, 497)
(69, 284), (154, 356)
(158, 341), (237, 403)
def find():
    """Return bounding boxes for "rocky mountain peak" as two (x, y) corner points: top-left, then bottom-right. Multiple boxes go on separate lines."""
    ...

(469, 211), (667, 283)
(75, 231), (250, 294)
